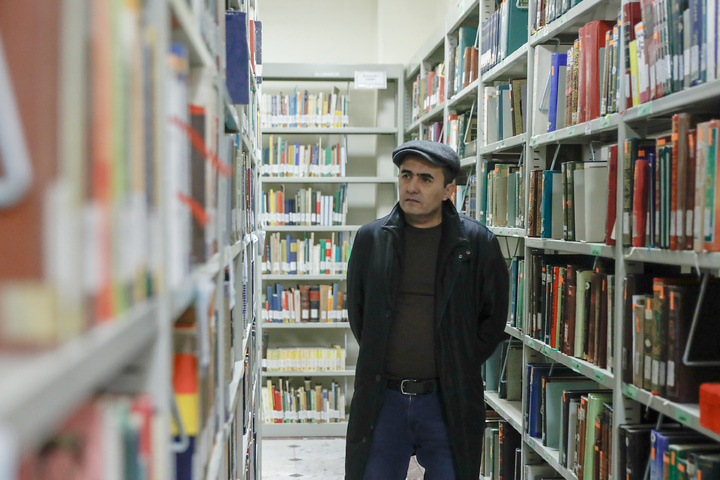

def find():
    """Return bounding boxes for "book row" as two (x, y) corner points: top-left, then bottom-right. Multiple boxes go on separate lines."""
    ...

(532, 0), (585, 34)
(447, 111), (478, 158)
(260, 88), (349, 128)
(619, 117), (720, 251)
(622, 274), (720, 402)
(480, 163), (525, 229)
(261, 232), (352, 275)
(260, 185), (348, 226)
(481, 416), (523, 480)
(422, 121), (445, 143)
(260, 137), (347, 177)
(479, 0), (529, 75)
(263, 346), (346, 372)
(261, 379), (346, 424)
(410, 61), (447, 122)
(16, 394), (154, 480)
(457, 175), (478, 219)
(527, 254), (616, 372)
(528, 160), (610, 242)
(262, 283), (348, 323)
(484, 80), (528, 143)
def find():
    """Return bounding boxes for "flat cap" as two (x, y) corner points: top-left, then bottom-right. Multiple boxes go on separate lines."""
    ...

(392, 139), (461, 178)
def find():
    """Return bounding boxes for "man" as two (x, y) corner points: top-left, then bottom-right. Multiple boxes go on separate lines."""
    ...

(345, 139), (509, 480)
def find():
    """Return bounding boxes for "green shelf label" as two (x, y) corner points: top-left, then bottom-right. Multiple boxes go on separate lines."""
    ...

(600, 116), (612, 128)
(624, 384), (638, 399)
(571, 359), (582, 372)
(590, 245), (603, 256)
(675, 409), (693, 426)
(638, 103), (653, 117)
(531, 136), (539, 148)
(500, 140), (506, 148)
(567, 126), (576, 136)
(528, 339), (536, 349)
(512, 229), (520, 237)
(558, 15), (567, 25)
(541, 345), (551, 356)
(548, 132), (556, 141)
(594, 370), (606, 383)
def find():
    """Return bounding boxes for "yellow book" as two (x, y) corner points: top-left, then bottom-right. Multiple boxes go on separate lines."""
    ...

(629, 40), (640, 107)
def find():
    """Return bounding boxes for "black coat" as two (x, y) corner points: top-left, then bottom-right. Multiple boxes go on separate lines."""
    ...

(345, 200), (510, 480)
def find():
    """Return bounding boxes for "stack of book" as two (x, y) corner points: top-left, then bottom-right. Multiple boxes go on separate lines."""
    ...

(410, 62), (446, 121)
(527, 254), (617, 373)
(262, 378), (346, 424)
(619, 424), (720, 480)
(532, 0), (587, 33)
(423, 122), (444, 142)
(482, 415), (523, 480)
(483, 80), (528, 143)
(457, 174), (478, 219)
(480, 163), (525, 230)
(447, 111), (477, 157)
(480, 0), (529, 75)
(260, 87), (349, 128)
(261, 137), (347, 177)
(452, 26), (478, 95)
(261, 232), (351, 275)
(263, 346), (346, 372)
(260, 185), (348, 226)
(262, 283), (348, 323)
(622, 274), (720, 402)
(528, 159), (610, 243)
(619, 115), (720, 251)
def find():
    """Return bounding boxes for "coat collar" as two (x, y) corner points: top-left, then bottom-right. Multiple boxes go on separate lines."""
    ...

(381, 199), (468, 250)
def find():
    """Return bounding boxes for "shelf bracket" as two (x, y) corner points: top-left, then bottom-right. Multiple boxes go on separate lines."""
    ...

(0, 28), (33, 208)
(682, 273), (720, 366)
(170, 394), (190, 453)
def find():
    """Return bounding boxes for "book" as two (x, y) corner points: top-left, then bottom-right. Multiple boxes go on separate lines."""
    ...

(226, 11), (250, 105)
(606, 145), (619, 245)
(548, 53), (568, 132)
(585, 162), (610, 243)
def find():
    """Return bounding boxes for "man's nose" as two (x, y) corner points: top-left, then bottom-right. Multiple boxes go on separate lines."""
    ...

(407, 176), (421, 192)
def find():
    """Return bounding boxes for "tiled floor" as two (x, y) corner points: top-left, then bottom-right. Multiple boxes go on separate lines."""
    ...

(261, 437), (425, 479)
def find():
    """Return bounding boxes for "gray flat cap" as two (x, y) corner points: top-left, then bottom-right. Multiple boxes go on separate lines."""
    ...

(392, 139), (461, 178)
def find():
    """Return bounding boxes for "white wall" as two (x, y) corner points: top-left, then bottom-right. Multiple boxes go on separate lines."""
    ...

(260, 0), (459, 65)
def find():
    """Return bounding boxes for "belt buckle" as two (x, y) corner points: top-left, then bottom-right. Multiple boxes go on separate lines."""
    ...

(400, 379), (417, 396)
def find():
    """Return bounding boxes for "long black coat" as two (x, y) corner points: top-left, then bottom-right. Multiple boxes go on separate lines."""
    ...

(345, 200), (509, 480)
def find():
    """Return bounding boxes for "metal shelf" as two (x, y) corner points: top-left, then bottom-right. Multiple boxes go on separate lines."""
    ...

(262, 127), (398, 135)
(0, 301), (158, 451)
(262, 369), (356, 377)
(262, 322), (351, 329)
(504, 324), (525, 341)
(624, 247), (720, 273)
(524, 434), (579, 480)
(263, 225), (360, 233)
(262, 421), (348, 437)
(484, 391), (523, 433)
(524, 337), (615, 389)
(482, 44), (529, 83)
(526, 237), (615, 259)
(448, 78), (480, 110)
(624, 79), (720, 123)
(481, 133), (527, 155)
(262, 274), (346, 281)
(530, 0), (613, 47)
(489, 226), (526, 238)
(622, 383), (720, 443)
(260, 177), (397, 184)
(445, 0), (480, 36)
(460, 156), (477, 168)
(168, 0), (214, 69)
(530, 113), (621, 148)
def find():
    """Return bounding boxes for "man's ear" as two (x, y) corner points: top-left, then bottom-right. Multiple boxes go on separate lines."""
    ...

(443, 182), (456, 201)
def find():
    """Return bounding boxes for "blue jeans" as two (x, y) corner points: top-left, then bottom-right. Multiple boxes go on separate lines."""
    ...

(363, 388), (456, 480)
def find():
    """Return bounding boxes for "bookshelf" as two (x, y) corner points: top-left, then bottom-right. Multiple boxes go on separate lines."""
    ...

(258, 63), (403, 438)
(405, 0), (720, 479)
(0, 0), (262, 478)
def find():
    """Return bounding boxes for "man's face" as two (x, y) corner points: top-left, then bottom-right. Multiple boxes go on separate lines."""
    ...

(398, 157), (455, 227)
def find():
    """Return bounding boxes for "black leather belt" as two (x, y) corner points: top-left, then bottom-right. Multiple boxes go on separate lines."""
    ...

(386, 378), (439, 395)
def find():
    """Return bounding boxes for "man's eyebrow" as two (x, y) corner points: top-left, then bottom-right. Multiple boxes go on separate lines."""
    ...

(400, 168), (434, 179)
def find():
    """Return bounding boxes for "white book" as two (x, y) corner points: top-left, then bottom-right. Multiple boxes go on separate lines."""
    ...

(584, 162), (609, 242)
(709, 0), (718, 81)
(566, 398), (579, 469)
(574, 269), (593, 358)
(484, 87), (499, 144)
(552, 168), (564, 239)
(573, 168), (586, 242)
(635, 23), (650, 101)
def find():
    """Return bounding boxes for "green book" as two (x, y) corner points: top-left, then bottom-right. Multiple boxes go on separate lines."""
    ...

(583, 392), (613, 480)
(668, 444), (720, 480)
(704, 127), (718, 244)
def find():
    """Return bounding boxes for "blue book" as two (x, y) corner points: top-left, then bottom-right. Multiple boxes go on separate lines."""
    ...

(540, 171), (559, 238)
(690, 0), (704, 86)
(275, 284), (284, 321)
(266, 285), (273, 320)
(526, 364), (572, 437)
(225, 12), (249, 104)
(548, 53), (567, 132)
(650, 430), (706, 480)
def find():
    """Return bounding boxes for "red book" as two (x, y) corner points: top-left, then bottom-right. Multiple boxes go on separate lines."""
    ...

(670, 114), (680, 249)
(583, 20), (615, 122)
(606, 145), (619, 245)
(673, 113), (694, 250)
(632, 159), (650, 247)
(577, 25), (587, 124)
(685, 129), (698, 250)
(274, 388), (282, 423)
